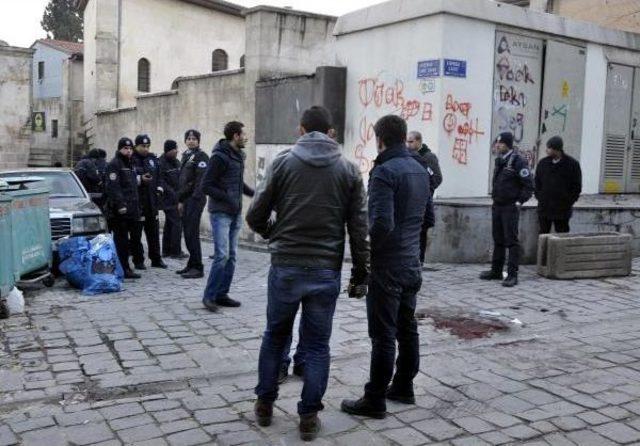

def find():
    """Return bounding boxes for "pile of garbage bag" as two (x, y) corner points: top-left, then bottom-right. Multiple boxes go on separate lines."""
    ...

(58, 234), (124, 295)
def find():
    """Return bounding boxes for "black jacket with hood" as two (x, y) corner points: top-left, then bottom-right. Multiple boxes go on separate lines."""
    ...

(246, 131), (369, 281)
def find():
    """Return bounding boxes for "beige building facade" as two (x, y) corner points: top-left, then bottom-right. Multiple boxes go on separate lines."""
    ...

(0, 43), (34, 169)
(78, 0), (246, 143)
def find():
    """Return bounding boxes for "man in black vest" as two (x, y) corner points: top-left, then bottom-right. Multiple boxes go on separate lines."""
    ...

(177, 130), (209, 279)
(535, 136), (582, 234)
(130, 134), (167, 270)
(201, 121), (255, 310)
(480, 132), (534, 287)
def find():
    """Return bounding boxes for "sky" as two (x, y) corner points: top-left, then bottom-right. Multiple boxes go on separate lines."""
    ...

(0, 0), (385, 48)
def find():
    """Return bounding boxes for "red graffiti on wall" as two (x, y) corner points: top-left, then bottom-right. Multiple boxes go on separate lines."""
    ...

(354, 115), (376, 173)
(442, 94), (485, 165)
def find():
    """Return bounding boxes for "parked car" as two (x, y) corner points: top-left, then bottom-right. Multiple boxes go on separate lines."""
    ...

(0, 169), (107, 246)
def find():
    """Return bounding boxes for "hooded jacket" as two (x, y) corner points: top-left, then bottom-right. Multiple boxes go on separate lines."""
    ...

(246, 131), (369, 280)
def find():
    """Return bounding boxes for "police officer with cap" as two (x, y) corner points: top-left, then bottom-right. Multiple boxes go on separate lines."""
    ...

(159, 139), (185, 258)
(105, 137), (141, 279)
(480, 132), (534, 287)
(177, 129), (209, 278)
(130, 134), (167, 270)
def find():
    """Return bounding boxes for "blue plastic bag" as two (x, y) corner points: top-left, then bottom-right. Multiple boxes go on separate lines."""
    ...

(58, 234), (123, 295)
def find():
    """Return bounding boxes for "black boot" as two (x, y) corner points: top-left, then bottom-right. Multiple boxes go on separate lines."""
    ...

(502, 275), (518, 287)
(340, 397), (386, 419)
(124, 270), (141, 279)
(479, 270), (502, 280)
(134, 263), (147, 270)
(299, 413), (321, 442)
(202, 299), (219, 313)
(181, 268), (204, 279)
(386, 384), (415, 405)
(151, 260), (168, 269)
(254, 400), (273, 427)
(216, 295), (241, 307)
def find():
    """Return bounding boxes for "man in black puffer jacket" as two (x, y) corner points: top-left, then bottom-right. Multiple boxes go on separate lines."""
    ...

(535, 136), (582, 234)
(201, 121), (255, 310)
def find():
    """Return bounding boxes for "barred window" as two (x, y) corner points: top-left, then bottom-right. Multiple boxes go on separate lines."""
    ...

(138, 58), (150, 92)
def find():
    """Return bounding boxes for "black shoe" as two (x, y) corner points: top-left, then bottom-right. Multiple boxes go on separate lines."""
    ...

(151, 260), (168, 269)
(293, 363), (305, 377)
(176, 267), (190, 275)
(181, 268), (204, 279)
(502, 275), (518, 287)
(479, 270), (502, 280)
(299, 413), (321, 442)
(340, 397), (386, 419)
(134, 263), (147, 270)
(386, 386), (416, 405)
(203, 299), (219, 313)
(278, 365), (289, 384)
(255, 400), (273, 427)
(216, 296), (241, 307)
(124, 270), (141, 279)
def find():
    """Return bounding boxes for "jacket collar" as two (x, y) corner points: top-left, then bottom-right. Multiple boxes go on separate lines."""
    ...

(214, 139), (243, 162)
(418, 144), (431, 156)
(374, 143), (411, 166)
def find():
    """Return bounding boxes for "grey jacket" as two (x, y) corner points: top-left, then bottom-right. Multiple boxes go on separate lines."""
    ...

(246, 132), (370, 281)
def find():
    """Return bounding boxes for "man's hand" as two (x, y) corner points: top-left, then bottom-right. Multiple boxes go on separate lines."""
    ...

(178, 203), (184, 216)
(347, 277), (368, 299)
(142, 173), (152, 183)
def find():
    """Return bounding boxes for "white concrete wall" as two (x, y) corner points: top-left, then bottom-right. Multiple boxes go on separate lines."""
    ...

(581, 43), (607, 194)
(82, 0), (98, 122)
(337, 14), (444, 183)
(32, 43), (68, 99)
(118, 0), (245, 109)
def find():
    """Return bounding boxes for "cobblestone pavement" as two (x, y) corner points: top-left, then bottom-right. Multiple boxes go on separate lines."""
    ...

(1, 243), (640, 445)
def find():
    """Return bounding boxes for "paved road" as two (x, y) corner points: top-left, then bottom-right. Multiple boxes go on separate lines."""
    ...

(1, 244), (640, 445)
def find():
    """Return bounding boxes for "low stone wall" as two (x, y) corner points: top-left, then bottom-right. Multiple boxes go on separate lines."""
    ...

(426, 195), (640, 264)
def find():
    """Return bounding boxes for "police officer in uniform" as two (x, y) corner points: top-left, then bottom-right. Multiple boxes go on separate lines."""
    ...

(480, 132), (534, 287)
(159, 139), (185, 258)
(130, 135), (168, 270)
(177, 129), (209, 279)
(104, 137), (141, 279)
(75, 148), (106, 208)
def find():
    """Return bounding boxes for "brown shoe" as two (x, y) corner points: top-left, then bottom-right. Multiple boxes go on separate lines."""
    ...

(299, 413), (321, 442)
(254, 400), (273, 427)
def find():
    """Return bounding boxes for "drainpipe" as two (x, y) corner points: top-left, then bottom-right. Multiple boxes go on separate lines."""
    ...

(116, 0), (122, 108)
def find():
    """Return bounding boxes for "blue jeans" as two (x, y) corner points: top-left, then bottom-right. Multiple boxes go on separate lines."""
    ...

(282, 323), (305, 370)
(256, 265), (341, 415)
(203, 212), (242, 302)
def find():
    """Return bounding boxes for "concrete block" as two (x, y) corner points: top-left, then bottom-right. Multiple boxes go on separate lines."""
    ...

(537, 232), (632, 279)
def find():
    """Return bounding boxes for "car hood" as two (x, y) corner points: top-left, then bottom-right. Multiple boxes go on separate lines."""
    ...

(49, 197), (102, 215)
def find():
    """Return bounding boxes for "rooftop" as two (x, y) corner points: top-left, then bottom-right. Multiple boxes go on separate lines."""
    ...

(334, 0), (640, 51)
(34, 39), (84, 55)
(75, 0), (244, 17)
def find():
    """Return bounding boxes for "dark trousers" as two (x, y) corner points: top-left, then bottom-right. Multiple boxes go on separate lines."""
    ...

(182, 197), (206, 271)
(282, 322), (305, 370)
(110, 218), (135, 272)
(491, 204), (520, 276)
(364, 264), (422, 408)
(162, 207), (182, 256)
(419, 225), (430, 265)
(538, 215), (570, 234)
(130, 212), (161, 265)
(255, 266), (341, 415)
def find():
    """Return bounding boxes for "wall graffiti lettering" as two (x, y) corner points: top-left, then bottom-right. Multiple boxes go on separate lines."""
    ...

(355, 75), (434, 173)
(442, 94), (485, 165)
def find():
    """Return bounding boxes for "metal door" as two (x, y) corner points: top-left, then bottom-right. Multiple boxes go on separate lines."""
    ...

(601, 64), (633, 193)
(628, 69), (640, 192)
(538, 41), (586, 161)
(491, 32), (544, 186)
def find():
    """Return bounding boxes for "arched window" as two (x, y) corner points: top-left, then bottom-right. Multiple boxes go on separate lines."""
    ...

(240, 55), (245, 68)
(138, 58), (150, 92)
(212, 49), (228, 72)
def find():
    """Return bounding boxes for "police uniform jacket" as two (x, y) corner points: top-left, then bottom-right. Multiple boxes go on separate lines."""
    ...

(492, 151), (534, 206)
(74, 157), (103, 194)
(159, 154), (181, 209)
(178, 147), (209, 203)
(131, 151), (164, 216)
(104, 152), (141, 221)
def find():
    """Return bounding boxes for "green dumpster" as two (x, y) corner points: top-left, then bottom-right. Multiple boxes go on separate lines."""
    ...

(0, 193), (14, 299)
(4, 185), (53, 285)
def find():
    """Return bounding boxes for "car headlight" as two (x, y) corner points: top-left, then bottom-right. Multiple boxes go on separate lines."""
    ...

(72, 215), (107, 234)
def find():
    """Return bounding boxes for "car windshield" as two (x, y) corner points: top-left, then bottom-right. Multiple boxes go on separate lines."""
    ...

(0, 172), (85, 198)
